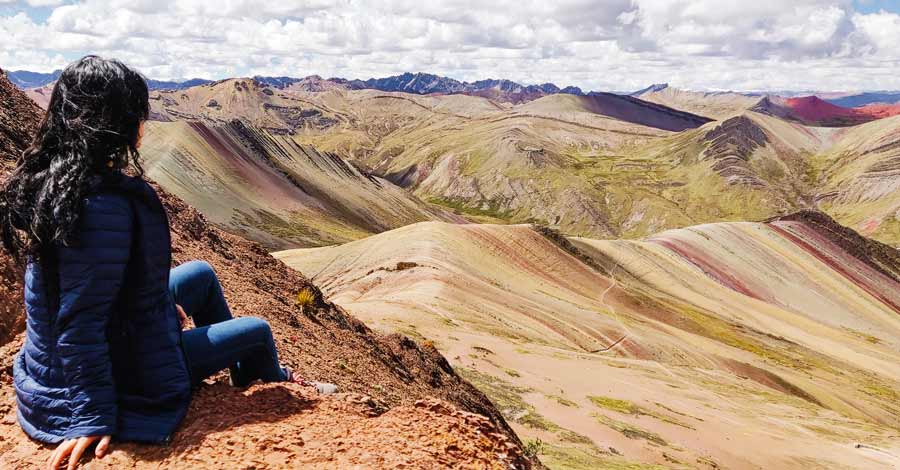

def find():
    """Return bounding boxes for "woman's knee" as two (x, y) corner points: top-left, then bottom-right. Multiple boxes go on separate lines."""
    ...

(237, 317), (274, 343)
(187, 260), (216, 278)
(178, 260), (219, 288)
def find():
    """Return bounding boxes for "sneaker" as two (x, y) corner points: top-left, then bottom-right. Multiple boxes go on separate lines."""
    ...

(284, 366), (338, 395)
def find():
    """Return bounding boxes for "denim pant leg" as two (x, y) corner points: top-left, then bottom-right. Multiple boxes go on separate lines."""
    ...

(170, 261), (288, 386)
(169, 260), (234, 326)
(181, 317), (288, 387)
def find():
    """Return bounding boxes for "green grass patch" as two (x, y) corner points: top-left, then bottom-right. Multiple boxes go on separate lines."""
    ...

(589, 396), (641, 415)
(539, 443), (666, 470)
(589, 396), (695, 430)
(557, 430), (595, 446)
(593, 414), (668, 446)
(548, 395), (580, 408)
(456, 367), (560, 431)
(427, 196), (514, 222)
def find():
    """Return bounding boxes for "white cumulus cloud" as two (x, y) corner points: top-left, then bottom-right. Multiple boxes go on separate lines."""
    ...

(0, 0), (898, 91)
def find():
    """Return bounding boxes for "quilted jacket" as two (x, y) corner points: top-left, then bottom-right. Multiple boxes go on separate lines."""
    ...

(13, 172), (192, 444)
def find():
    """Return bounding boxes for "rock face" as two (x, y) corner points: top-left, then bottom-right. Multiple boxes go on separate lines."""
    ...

(0, 69), (532, 469)
(0, 67), (42, 346)
(702, 115), (769, 186)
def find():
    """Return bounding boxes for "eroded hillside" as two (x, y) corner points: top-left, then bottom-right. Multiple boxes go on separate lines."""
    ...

(276, 215), (900, 469)
(141, 119), (458, 249)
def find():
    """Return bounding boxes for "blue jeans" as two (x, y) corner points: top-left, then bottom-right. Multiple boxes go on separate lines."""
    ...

(171, 261), (289, 387)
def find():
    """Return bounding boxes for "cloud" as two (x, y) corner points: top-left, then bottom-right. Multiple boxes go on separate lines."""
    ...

(1, 0), (899, 91)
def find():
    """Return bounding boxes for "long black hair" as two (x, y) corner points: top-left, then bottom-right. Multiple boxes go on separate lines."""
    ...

(0, 55), (149, 262)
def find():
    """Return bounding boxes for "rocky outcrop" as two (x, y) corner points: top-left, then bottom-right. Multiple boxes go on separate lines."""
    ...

(0, 67), (42, 345)
(701, 115), (769, 186)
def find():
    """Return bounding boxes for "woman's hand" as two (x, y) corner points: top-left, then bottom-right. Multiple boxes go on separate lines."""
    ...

(47, 435), (111, 470)
(176, 304), (191, 330)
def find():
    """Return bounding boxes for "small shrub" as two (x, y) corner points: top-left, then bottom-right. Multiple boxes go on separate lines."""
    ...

(523, 438), (544, 458)
(296, 288), (316, 309)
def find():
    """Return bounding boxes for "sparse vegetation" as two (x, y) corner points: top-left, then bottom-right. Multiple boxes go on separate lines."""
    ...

(593, 413), (668, 446)
(539, 443), (667, 470)
(588, 395), (641, 415)
(523, 438), (544, 458)
(549, 395), (579, 407)
(456, 367), (560, 431)
(557, 430), (594, 446)
(295, 287), (316, 310)
(588, 395), (695, 430)
(427, 196), (514, 222)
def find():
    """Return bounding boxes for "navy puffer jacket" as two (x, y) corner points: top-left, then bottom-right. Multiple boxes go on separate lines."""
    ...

(13, 172), (192, 444)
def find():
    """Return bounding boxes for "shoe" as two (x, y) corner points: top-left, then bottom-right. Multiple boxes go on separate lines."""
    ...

(284, 366), (338, 395)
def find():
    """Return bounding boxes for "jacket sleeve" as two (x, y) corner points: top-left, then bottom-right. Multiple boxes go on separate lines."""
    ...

(55, 194), (132, 439)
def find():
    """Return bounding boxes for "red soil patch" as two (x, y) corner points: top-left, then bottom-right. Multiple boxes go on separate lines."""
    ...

(784, 96), (864, 123)
(648, 236), (762, 301)
(0, 378), (522, 469)
(717, 357), (822, 407)
(855, 103), (900, 119)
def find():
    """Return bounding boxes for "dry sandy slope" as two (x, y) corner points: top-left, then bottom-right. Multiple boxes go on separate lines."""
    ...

(276, 219), (900, 470)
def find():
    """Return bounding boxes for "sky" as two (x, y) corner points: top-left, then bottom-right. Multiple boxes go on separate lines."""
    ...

(1, 0), (900, 92)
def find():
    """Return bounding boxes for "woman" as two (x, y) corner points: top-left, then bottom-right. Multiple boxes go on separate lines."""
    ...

(0, 56), (334, 470)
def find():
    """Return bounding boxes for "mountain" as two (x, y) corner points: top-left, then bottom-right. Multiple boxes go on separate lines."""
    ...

(0, 66), (532, 469)
(6, 69), (60, 88)
(750, 95), (877, 127)
(632, 85), (900, 123)
(7, 68), (212, 91)
(632, 84), (759, 119)
(12, 68), (588, 104)
(338, 72), (584, 104)
(826, 92), (900, 108)
(275, 213), (900, 469)
(141, 118), (458, 249)
(811, 114), (900, 246)
(146, 77), (213, 90)
(855, 103), (900, 119)
(523, 92), (713, 132)
(145, 77), (900, 249)
(0, 68), (43, 344)
(629, 82), (670, 96)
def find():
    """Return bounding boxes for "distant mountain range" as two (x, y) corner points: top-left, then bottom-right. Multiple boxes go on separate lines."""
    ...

(6, 69), (215, 91)
(10, 69), (900, 109)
